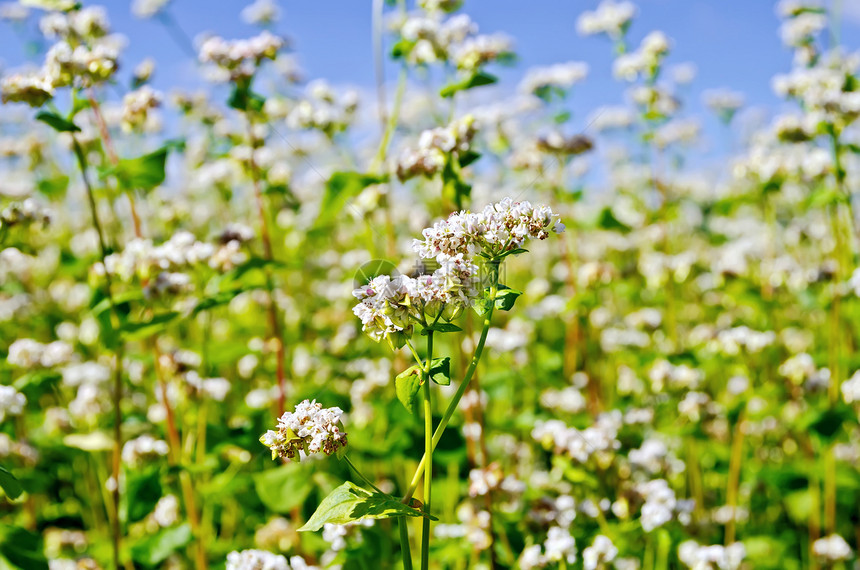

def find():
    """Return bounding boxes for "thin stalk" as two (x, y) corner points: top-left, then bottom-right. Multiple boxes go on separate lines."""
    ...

(245, 113), (288, 415)
(72, 136), (124, 570)
(344, 455), (384, 495)
(724, 413), (744, 545)
(403, 267), (499, 503)
(86, 91), (143, 238)
(420, 332), (434, 570)
(399, 519), (414, 570)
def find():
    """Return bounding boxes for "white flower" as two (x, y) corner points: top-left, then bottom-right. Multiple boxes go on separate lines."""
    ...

(0, 386), (26, 422)
(543, 526), (576, 564)
(583, 535), (618, 570)
(121, 435), (169, 466)
(261, 399), (347, 460)
(241, 0), (280, 25)
(813, 534), (853, 561)
(576, 0), (637, 39)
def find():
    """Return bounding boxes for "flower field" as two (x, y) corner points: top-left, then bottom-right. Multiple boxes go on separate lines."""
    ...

(2, 0), (860, 569)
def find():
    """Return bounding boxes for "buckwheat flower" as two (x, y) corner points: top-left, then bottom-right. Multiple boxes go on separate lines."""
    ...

(226, 549), (318, 570)
(576, 0), (637, 40)
(583, 535), (618, 570)
(198, 31), (284, 79)
(536, 132), (594, 155)
(519, 61), (588, 96)
(132, 0), (170, 19)
(813, 534), (853, 562)
(679, 541), (746, 569)
(121, 435), (169, 466)
(152, 494), (179, 527)
(412, 198), (564, 261)
(0, 386), (26, 422)
(654, 119), (700, 148)
(703, 88), (744, 122)
(0, 70), (54, 106)
(544, 526), (576, 564)
(637, 479), (676, 531)
(587, 105), (635, 131)
(781, 11), (826, 47)
(260, 399), (347, 461)
(133, 57), (155, 84)
(842, 370), (860, 404)
(241, 0), (280, 25)
(396, 115), (477, 181)
(121, 86), (161, 132)
(519, 544), (546, 570)
(451, 33), (513, 72)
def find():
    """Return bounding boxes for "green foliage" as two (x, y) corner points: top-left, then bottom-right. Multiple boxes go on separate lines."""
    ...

(0, 468), (23, 501)
(316, 171), (388, 228)
(130, 524), (192, 567)
(299, 482), (434, 532)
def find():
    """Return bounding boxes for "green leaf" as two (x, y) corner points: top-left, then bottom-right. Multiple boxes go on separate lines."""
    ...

(496, 248), (529, 259)
(228, 81), (266, 112)
(35, 111), (80, 133)
(421, 323), (463, 334)
(36, 174), (69, 198)
(127, 467), (162, 523)
(597, 207), (631, 232)
(315, 171), (387, 228)
(440, 71), (498, 98)
(471, 296), (493, 317)
(130, 524), (192, 567)
(253, 462), (315, 513)
(395, 365), (422, 412)
(113, 147), (169, 192)
(0, 467), (23, 500)
(429, 357), (451, 386)
(0, 525), (48, 570)
(494, 286), (522, 311)
(299, 481), (434, 532)
(458, 150), (481, 168)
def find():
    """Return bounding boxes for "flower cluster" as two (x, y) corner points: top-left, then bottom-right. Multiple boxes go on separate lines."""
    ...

(226, 549), (318, 570)
(352, 257), (479, 343)
(393, 11), (512, 71)
(0, 71), (55, 107)
(412, 198), (565, 261)
(0, 385), (27, 422)
(576, 0), (637, 40)
(260, 400), (348, 461)
(121, 86), (161, 132)
(198, 31), (284, 79)
(286, 80), (359, 137)
(396, 115), (476, 181)
(7, 338), (73, 369)
(678, 540), (746, 569)
(613, 31), (671, 82)
(519, 61), (589, 97)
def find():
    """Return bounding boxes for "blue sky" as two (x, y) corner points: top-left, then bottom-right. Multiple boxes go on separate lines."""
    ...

(2, 1), (860, 156)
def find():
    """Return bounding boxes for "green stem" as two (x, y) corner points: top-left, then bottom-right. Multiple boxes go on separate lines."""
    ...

(399, 518), (414, 570)
(343, 455), (384, 495)
(403, 265), (500, 503)
(72, 136), (124, 570)
(420, 332), (434, 570)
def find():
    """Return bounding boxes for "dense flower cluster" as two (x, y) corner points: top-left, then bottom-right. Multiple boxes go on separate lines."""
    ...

(226, 549), (318, 570)
(260, 400), (347, 461)
(199, 31), (284, 79)
(412, 198), (565, 261)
